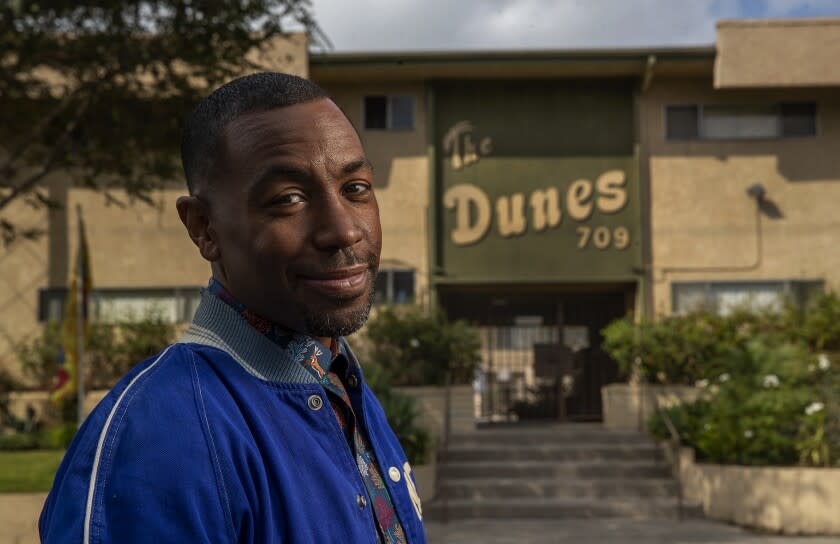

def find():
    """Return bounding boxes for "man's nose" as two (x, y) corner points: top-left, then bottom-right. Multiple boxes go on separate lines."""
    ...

(312, 195), (364, 251)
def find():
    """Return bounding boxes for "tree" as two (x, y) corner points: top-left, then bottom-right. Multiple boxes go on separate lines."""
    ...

(0, 0), (327, 244)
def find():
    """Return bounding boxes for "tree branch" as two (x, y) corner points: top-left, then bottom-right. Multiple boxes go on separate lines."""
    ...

(0, 94), (92, 211)
(0, 84), (81, 178)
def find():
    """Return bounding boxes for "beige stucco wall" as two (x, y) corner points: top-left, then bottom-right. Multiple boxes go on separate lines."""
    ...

(601, 383), (700, 431)
(641, 78), (840, 315)
(676, 447), (840, 535)
(318, 82), (431, 304)
(716, 18), (840, 88)
(67, 187), (208, 288)
(0, 194), (51, 381)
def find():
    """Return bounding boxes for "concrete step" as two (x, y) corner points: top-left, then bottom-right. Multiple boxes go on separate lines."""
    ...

(439, 477), (679, 500)
(439, 461), (673, 480)
(449, 427), (653, 447)
(425, 497), (691, 521)
(444, 444), (664, 463)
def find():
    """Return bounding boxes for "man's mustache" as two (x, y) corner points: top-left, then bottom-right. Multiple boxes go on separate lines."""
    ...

(292, 249), (378, 276)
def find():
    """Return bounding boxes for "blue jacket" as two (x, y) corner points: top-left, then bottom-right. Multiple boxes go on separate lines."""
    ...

(39, 291), (427, 543)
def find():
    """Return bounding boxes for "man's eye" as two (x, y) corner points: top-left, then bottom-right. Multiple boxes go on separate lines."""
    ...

(269, 193), (305, 206)
(344, 182), (371, 196)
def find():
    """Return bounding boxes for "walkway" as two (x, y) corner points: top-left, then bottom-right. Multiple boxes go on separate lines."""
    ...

(7, 493), (840, 543)
(425, 519), (840, 544)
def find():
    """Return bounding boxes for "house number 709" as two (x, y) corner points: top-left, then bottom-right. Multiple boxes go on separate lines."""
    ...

(576, 226), (630, 250)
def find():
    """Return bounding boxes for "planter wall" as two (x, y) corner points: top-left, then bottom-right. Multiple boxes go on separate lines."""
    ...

(393, 385), (475, 503)
(675, 446), (840, 535)
(393, 385), (475, 438)
(601, 383), (699, 431)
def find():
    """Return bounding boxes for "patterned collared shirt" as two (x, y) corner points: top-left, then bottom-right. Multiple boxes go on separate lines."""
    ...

(208, 279), (407, 544)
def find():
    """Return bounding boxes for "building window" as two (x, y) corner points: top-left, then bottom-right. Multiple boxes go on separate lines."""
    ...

(38, 287), (202, 324)
(363, 95), (415, 131)
(374, 269), (415, 305)
(665, 102), (816, 141)
(672, 280), (824, 316)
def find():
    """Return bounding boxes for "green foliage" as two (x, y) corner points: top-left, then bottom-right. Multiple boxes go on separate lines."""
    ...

(374, 390), (432, 466)
(0, 431), (40, 451)
(0, 366), (21, 429)
(648, 399), (710, 445)
(602, 312), (739, 384)
(646, 339), (840, 467)
(39, 422), (77, 450)
(0, 422), (76, 451)
(363, 305), (482, 387)
(0, 0), (326, 241)
(601, 296), (835, 385)
(615, 292), (840, 467)
(16, 314), (176, 391)
(353, 339), (432, 466)
(796, 292), (840, 351)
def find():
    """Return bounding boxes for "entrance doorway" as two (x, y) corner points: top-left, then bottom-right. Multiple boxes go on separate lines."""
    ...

(439, 286), (632, 422)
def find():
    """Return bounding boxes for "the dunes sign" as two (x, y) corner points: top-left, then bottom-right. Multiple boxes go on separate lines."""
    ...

(442, 121), (631, 250)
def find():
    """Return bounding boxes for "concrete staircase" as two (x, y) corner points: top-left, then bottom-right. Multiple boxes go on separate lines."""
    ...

(427, 424), (695, 520)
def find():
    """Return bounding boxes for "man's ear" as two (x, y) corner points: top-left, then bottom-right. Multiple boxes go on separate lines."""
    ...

(176, 195), (221, 262)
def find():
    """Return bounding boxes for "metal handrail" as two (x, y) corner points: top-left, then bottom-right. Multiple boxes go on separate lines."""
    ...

(655, 397), (685, 521)
(433, 370), (452, 524)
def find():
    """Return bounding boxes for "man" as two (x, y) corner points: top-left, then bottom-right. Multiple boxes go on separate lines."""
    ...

(40, 72), (426, 543)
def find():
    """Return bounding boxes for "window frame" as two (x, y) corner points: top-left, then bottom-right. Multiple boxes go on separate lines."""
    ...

(671, 279), (825, 315)
(362, 94), (416, 132)
(38, 286), (203, 324)
(373, 268), (416, 305)
(664, 102), (818, 142)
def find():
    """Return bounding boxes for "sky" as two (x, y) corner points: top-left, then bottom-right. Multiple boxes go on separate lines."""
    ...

(309, 0), (840, 52)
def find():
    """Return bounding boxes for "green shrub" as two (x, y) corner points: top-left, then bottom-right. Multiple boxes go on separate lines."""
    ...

(0, 432), (40, 451)
(617, 292), (840, 467)
(648, 399), (710, 445)
(374, 390), (431, 466)
(646, 340), (840, 467)
(602, 301), (818, 385)
(355, 341), (433, 465)
(38, 423), (77, 450)
(796, 292), (840, 351)
(16, 313), (176, 391)
(0, 367), (22, 432)
(363, 305), (481, 387)
(602, 312), (738, 384)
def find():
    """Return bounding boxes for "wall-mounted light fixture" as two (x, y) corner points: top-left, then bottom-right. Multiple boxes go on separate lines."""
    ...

(747, 183), (767, 204)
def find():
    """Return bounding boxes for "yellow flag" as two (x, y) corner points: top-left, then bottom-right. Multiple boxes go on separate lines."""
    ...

(51, 208), (92, 406)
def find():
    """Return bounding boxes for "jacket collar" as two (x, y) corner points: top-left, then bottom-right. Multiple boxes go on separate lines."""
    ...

(178, 287), (350, 384)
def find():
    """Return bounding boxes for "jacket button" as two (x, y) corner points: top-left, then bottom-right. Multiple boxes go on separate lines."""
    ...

(307, 395), (323, 411)
(388, 467), (401, 482)
(357, 494), (367, 509)
(347, 374), (359, 388)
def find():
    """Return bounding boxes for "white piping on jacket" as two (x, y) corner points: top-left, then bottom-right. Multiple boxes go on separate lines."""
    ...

(83, 345), (174, 544)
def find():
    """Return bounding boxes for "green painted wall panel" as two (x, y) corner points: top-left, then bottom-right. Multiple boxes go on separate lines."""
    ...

(433, 80), (642, 283)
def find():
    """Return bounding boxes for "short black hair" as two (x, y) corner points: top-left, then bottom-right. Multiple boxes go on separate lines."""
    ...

(180, 72), (329, 194)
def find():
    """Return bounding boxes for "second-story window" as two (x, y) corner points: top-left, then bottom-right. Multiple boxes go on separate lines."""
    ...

(363, 95), (415, 131)
(666, 102), (816, 141)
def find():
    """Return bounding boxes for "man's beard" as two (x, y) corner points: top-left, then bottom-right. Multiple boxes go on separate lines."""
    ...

(302, 284), (376, 338)
(298, 247), (379, 338)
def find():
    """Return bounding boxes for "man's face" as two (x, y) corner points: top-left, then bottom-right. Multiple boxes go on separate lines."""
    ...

(201, 98), (381, 338)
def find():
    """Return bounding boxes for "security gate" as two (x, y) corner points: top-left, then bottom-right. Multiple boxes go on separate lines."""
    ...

(458, 291), (628, 423)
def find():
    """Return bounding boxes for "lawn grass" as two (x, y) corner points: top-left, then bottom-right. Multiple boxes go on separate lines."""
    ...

(0, 450), (64, 493)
